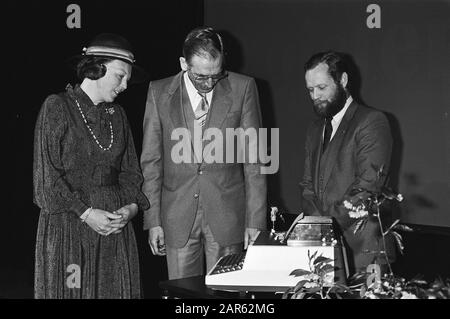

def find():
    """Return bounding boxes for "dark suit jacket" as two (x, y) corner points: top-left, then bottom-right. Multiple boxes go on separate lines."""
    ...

(141, 71), (267, 248)
(300, 101), (393, 273)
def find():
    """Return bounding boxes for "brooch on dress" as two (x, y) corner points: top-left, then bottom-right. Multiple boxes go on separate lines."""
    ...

(106, 107), (115, 115)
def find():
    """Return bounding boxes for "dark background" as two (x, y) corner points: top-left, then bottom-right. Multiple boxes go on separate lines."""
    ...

(3, 0), (450, 298)
(4, 0), (203, 298)
(205, 0), (450, 228)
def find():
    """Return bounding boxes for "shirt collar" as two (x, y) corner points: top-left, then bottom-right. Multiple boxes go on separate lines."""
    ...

(331, 95), (353, 126)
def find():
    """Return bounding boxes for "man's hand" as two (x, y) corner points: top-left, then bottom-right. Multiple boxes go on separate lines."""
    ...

(244, 227), (260, 250)
(149, 226), (166, 256)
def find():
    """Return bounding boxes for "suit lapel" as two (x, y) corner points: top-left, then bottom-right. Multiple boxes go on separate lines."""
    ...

(320, 101), (359, 192)
(168, 72), (200, 163)
(205, 77), (232, 130)
(168, 72), (186, 129)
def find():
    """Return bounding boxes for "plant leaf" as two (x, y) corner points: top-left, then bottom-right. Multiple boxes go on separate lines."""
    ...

(380, 186), (397, 200)
(320, 264), (335, 274)
(393, 224), (414, 232)
(373, 163), (386, 180)
(409, 278), (428, 286)
(383, 219), (400, 236)
(354, 217), (368, 234)
(295, 292), (306, 299)
(310, 250), (318, 261)
(282, 288), (293, 299)
(306, 287), (321, 294)
(294, 280), (309, 293)
(334, 283), (352, 292)
(392, 231), (405, 255)
(328, 285), (349, 294)
(314, 256), (334, 265)
(359, 285), (367, 298)
(290, 269), (311, 277)
(349, 188), (366, 197)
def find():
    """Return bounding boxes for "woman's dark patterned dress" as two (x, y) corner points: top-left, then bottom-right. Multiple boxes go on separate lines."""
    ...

(33, 84), (149, 298)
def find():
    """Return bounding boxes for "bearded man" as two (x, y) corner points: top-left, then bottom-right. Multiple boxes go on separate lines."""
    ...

(300, 51), (394, 276)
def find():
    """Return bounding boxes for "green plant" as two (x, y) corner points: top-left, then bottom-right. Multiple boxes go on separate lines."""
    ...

(285, 164), (450, 299)
(283, 250), (351, 299)
(336, 164), (449, 299)
(348, 272), (450, 299)
(341, 164), (406, 275)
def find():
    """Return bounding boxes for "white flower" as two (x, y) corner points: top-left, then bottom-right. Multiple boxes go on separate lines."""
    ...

(304, 282), (319, 289)
(343, 200), (353, 209)
(397, 194), (404, 202)
(304, 273), (320, 281)
(365, 291), (378, 299)
(400, 291), (418, 299)
(349, 210), (369, 219)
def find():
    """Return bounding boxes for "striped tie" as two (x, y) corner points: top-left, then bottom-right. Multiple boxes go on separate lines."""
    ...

(195, 92), (209, 127)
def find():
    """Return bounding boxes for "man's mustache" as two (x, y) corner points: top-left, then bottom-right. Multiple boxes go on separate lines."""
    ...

(313, 100), (328, 107)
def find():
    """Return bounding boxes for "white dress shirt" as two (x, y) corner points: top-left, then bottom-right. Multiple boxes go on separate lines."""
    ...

(328, 96), (353, 141)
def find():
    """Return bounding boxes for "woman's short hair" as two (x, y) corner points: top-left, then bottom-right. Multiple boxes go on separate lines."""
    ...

(76, 56), (113, 81)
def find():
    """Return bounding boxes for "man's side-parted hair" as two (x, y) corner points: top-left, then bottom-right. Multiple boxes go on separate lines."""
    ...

(304, 51), (349, 84)
(182, 27), (225, 64)
(76, 56), (113, 81)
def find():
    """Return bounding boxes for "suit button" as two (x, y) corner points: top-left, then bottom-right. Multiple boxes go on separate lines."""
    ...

(194, 193), (199, 199)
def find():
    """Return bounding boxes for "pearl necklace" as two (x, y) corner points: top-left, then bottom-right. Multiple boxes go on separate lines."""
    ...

(74, 99), (114, 151)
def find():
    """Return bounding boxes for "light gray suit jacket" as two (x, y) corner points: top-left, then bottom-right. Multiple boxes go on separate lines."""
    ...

(141, 71), (267, 248)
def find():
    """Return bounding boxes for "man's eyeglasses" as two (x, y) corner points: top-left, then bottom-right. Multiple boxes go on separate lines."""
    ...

(188, 69), (228, 83)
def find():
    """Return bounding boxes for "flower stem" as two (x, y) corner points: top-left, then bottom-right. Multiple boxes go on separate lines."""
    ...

(375, 200), (394, 276)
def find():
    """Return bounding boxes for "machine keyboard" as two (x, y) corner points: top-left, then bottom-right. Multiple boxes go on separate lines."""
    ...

(209, 252), (246, 275)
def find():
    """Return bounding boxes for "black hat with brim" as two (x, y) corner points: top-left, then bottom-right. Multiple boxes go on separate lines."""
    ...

(67, 33), (149, 84)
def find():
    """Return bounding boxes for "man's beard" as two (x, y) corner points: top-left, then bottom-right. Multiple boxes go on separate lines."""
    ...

(312, 84), (348, 118)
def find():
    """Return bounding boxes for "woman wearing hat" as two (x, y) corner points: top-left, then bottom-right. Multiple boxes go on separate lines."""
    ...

(33, 33), (149, 298)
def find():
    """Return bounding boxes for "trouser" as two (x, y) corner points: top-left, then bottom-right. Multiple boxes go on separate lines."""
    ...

(166, 205), (242, 280)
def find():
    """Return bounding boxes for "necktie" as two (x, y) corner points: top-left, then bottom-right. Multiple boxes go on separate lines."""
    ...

(195, 92), (209, 127)
(323, 116), (333, 152)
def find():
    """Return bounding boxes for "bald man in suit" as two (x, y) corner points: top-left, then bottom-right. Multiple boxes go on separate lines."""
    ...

(141, 27), (267, 279)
